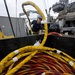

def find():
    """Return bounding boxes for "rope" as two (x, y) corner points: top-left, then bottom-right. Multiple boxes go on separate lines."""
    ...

(0, 1), (75, 75)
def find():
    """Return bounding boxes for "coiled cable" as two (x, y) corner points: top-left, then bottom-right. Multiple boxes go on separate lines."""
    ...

(0, 1), (75, 75)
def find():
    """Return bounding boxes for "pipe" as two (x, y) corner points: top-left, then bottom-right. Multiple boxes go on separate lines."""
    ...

(4, 0), (15, 37)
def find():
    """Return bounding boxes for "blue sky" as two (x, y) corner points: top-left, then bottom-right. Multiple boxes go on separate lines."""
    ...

(0, 0), (73, 18)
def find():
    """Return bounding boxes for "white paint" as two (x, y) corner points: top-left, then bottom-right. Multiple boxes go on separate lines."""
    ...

(34, 41), (40, 46)
(14, 50), (19, 55)
(41, 72), (46, 75)
(57, 50), (61, 54)
(69, 61), (74, 66)
(13, 57), (18, 62)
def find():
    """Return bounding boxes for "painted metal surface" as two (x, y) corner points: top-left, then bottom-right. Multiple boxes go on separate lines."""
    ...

(0, 34), (75, 60)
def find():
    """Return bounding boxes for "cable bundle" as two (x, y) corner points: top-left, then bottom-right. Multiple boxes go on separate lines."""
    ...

(0, 1), (75, 75)
(14, 53), (75, 75)
(0, 47), (75, 75)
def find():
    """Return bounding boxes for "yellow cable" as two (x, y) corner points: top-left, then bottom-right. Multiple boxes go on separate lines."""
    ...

(22, 1), (48, 46)
(0, 46), (55, 73)
(6, 50), (38, 75)
(7, 63), (14, 73)
(4, 52), (31, 70)
(0, 1), (75, 75)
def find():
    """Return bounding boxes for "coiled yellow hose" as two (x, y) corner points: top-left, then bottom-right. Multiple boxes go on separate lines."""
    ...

(0, 1), (75, 75)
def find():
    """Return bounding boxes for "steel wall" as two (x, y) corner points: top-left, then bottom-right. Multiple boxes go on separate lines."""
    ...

(0, 16), (27, 37)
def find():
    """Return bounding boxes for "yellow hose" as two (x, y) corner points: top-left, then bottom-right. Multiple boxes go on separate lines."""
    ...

(0, 46), (55, 73)
(6, 50), (38, 75)
(22, 1), (48, 46)
(0, 1), (75, 75)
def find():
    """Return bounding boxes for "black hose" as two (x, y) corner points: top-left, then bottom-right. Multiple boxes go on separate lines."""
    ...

(4, 0), (15, 37)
